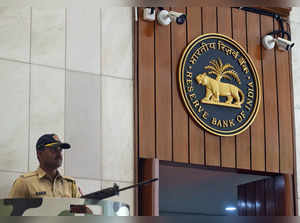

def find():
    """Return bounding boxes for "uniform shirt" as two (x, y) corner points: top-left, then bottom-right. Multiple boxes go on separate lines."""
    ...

(9, 168), (81, 198)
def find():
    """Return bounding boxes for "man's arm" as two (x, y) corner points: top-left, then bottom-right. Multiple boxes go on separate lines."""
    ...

(72, 181), (82, 198)
(9, 178), (30, 198)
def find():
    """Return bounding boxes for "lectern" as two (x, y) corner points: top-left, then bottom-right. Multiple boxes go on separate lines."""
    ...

(0, 198), (130, 216)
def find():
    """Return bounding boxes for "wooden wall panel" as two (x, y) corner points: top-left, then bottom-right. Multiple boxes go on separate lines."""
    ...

(137, 7), (294, 175)
(232, 8), (251, 170)
(171, 7), (189, 163)
(140, 159), (159, 216)
(238, 176), (294, 216)
(261, 15), (280, 173)
(187, 7), (205, 165)
(155, 12), (172, 161)
(218, 8), (236, 169)
(247, 13), (266, 172)
(202, 7), (220, 167)
(274, 24), (294, 174)
(138, 9), (155, 158)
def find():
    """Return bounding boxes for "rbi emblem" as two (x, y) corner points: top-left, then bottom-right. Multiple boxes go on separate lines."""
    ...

(178, 33), (261, 136)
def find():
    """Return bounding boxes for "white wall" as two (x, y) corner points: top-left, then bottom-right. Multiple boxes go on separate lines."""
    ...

(291, 7), (300, 215)
(0, 7), (134, 214)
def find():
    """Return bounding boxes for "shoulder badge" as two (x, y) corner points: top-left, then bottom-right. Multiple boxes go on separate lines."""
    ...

(36, 191), (46, 196)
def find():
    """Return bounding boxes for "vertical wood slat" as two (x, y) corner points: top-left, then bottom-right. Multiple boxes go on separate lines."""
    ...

(261, 15), (280, 173)
(187, 7), (205, 165)
(171, 7), (189, 163)
(247, 12), (266, 172)
(202, 7), (220, 167)
(140, 159), (159, 216)
(155, 11), (172, 161)
(138, 8), (156, 158)
(232, 8), (251, 170)
(217, 7), (236, 169)
(246, 182), (256, 216)
(256, 179), (266, 215)
(274, 23), (294, 174)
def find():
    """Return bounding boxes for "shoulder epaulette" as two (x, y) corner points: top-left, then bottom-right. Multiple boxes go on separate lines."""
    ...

(63, 176), (76, 182)
(21, 171), (37, 178)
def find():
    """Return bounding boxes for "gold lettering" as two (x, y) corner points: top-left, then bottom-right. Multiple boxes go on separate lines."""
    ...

(198, 106), (204, 113)
(187, 86), (194, 92)
(189, 93), (196, 100)
(210, 118), (235, 128)
(189, 56), (197, 65)
(222, 120), (228, 128)
(211, 117), (217, 126)
(237, 115), (242, 123)
(195, 48), (202, 56)
(193, 100), (200, 108)
(202, 111), (208, 119)
(186, 79), (192, 85)
(248, 83), (254, 99)
(225, 47), (233, 55)
(217, 120), (222, 127)
(246, 98), (253, 107)
(240, 110), (246, 118)
(186, 71), (193, 78)
(236, 111), (246, 123)
(238, 57), (246, 66)
(209, 42), (216, 50)
(243, 66), (249, 74)
(218, 41), (226, 51)
(248, 91), (254, 99)
(199, 42), (209, 53)
(232, 51), (239, 59)
(245, 105), (251, 111)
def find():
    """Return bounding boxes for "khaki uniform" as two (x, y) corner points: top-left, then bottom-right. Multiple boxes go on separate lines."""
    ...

(9, 168), (81, 198)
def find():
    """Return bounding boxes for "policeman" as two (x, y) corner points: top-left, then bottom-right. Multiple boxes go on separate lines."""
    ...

(9, 134), (81, 198)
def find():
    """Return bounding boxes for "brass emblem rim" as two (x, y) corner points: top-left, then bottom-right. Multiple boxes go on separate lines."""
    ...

(178, 33), (261, 137)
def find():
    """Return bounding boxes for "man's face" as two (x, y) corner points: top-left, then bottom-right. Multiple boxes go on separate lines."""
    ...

(38, 146), (63, 169)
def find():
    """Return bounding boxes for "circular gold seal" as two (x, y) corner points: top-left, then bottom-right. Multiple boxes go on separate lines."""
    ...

(178, 33), (261, 136)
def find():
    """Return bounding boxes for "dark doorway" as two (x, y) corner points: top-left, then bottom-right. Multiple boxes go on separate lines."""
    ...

(139, 159), (295, 216)
(159, 163), (269, 216)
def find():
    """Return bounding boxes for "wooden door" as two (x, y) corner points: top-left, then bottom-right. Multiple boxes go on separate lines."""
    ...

(237, 175), (295, 216)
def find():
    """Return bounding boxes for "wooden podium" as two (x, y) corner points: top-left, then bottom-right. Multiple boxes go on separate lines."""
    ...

(0, 198), (130, 216)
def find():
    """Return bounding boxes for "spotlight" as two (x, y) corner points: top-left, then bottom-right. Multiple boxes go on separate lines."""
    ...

(262, 35), (276, 50)
(157, 10), (186, 26)
(143, 7), (156, 22)
(276, 37), (295, 51)
(262, 35), (295, 51)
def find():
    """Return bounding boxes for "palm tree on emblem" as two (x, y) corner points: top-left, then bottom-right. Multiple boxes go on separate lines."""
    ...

(205, 58), (241, 84)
